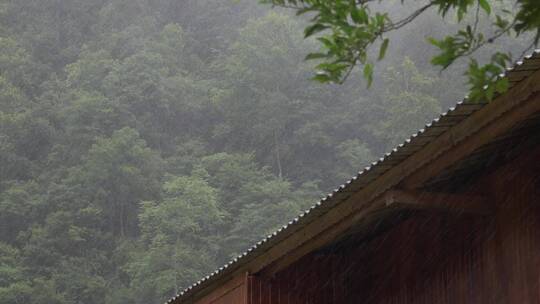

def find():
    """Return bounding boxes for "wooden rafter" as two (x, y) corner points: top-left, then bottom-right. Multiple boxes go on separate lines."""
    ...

(384, 190), (492, 215)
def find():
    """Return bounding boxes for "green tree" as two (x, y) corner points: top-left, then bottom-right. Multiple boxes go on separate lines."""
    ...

(216, 12), (378, 187)
(198, 152), (318, 254)
(0, 242), (66, 304)
(226, 179), (318, 255)
(0, 181), (44, 243)
(131, 173), (224, 303)
(376, 57), (442, 149)
(74, 127), (164, 238)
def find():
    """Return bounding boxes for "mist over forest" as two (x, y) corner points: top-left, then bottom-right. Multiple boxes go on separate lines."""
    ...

(0, 1), (528, 303)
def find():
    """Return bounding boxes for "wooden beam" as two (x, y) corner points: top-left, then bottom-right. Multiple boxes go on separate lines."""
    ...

(257, 204), (390, 278)
(259, 190), (491, 277)
(384, 190), (492, 215)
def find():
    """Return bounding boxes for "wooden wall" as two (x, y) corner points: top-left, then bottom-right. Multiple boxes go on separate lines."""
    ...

(246, 146), (540, 304)
(194, 274), (248, 304)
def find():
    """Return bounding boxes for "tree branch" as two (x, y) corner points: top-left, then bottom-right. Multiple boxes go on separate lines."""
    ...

(384, 2), (435, 32)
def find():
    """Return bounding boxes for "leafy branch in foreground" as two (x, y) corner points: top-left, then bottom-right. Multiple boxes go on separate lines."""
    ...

(262, 0), (540, 102)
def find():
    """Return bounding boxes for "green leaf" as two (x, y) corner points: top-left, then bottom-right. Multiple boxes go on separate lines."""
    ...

(485, 85), (495, 101)
(304, 23), (328, 38)
(296, 7), (316, 16)
(427, 37), (442, 48)
(317, 37), (334, 48)
(312, 73), (332, 83)
(478, 0), (491, 15)
(466, 25), (473, 37)
(363, 63), (373, 87)
(305, 53), (329, 60)
(351, 7), (369, 24)
(378, 38), (389, 61)
(495, 15), (509, 30)
(431, 53), (453, 68)
(494, 78), (509, 94)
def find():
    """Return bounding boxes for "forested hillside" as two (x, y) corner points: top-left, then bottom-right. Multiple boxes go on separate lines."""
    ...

(0, 1), (524, 303)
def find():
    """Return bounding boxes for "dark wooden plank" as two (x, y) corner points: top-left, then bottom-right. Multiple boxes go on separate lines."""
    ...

(384, 190), (492, 215)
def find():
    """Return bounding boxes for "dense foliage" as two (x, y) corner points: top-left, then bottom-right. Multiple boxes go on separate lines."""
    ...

(262, 0), (539, 102)
(0, 1), (528, 303)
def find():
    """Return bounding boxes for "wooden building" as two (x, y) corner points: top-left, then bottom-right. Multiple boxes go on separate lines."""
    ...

(168, 50), (540, 304)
